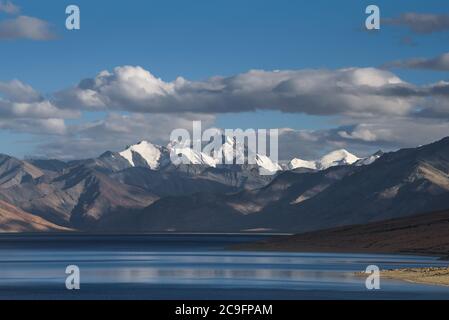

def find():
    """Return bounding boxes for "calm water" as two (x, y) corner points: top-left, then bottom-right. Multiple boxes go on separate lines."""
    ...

(0, 234), (448, 300)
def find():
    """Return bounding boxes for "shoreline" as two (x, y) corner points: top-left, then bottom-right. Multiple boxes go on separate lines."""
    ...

(380, 267), (449, 287)
(232, 239), (449, 260)
(0, 231), (292, 236)
(233, 244), (449, 260)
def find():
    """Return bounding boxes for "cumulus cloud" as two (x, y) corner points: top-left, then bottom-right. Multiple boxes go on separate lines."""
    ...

(0, 0), (19, 14)
(0, 118), (67, 135)
(384, 52), (449, 71)
(55, 66), (423, 118)
(3, 66), (449, 160)
(0, 100), (77, 119)
(0, 79), (42, 103)
(0, 80), (77, 119)
(337, 117), (449, 149)
(0, 80), (77, 136)
(417, 86), (449, 118)
(384, 13), (449, 34)
(0, 15), (55, 40)
(276, 115), (449, 161)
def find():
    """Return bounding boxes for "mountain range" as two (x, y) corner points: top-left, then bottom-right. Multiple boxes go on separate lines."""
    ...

(0, 136), (448, 233)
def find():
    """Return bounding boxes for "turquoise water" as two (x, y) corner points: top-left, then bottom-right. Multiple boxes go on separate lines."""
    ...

(0, 234), (448, 300)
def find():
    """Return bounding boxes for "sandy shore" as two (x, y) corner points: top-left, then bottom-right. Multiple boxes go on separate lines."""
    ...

(354, 267), (449, 287)
(233, 210), (449, 287)
(378, 267), (449, 287)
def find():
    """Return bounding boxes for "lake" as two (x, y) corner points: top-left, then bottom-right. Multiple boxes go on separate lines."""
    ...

(0, 234), (448, 300)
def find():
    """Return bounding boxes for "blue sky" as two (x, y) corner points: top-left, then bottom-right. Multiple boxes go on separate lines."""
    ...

(1, 0), (449, 159)
(3, 0), (446, 89)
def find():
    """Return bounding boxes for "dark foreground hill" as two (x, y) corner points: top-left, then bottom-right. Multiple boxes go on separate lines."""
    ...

(235, 209), (449, 258)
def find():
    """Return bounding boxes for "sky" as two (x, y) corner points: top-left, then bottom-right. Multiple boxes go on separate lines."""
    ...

(1, 0), (449, 160)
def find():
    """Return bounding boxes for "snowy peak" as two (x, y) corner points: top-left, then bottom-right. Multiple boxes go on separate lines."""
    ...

(119, 141), (168, 170)
(118, 139), (364, 174)
(255, 154), (282, 174)
(167, 138), (217, 167)
(318, 149), (360, 170)
(218, 135), (248, 164)
(168, 145), (217, 167)
(288, 158), (317, 170)
(220, 135), (281, 173)
(288, 149), (360, 171)
(118, 137), (282, 173)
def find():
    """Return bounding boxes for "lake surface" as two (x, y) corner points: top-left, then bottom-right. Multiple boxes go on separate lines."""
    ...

(0, 234), (448, 300)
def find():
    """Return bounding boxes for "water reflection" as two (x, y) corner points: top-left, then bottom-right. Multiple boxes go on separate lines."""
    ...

(0, 236), (449, 299)
(1, 249), (448, 287)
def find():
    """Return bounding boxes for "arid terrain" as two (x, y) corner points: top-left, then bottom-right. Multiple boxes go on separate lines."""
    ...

(0, 200), (70, 232)
(380, 267), (449, 286)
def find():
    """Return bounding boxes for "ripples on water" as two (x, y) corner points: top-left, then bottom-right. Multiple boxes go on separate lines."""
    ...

(0, 234), (448, 299)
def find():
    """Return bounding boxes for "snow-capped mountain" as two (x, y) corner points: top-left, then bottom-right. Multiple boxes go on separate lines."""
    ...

(119, 141), (170, 169)
(317, 149), (360, 170)
(118, 140), (216, 168)
(288, 149), (385, 171)
(118, 140), (381, 175)
(117, 138), (282, 173)
(218, 135), (246, 164)
(216, 135), (281, 174)
(254, 154), (282, 174)
(288, 158), (317, 170)
(289, 149), (359, 171)
(168, 144), (217, 167)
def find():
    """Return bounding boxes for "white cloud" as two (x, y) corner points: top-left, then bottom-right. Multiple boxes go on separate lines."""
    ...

(2, 66), (449, 160)
(2, 100), (75, 119)
(0, 0), (19, 14)
(338, 127), (378, 142)
(0, 15), (55, 40)
(0, 80), (76, 137)
(0, 80), (78, 119)
(0, 79), (42, 103)
(55, 66), (421, 118)
(0, 118), (67, 135)
(337, 117), (449, 148)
